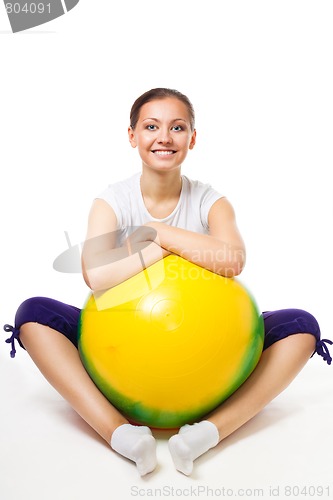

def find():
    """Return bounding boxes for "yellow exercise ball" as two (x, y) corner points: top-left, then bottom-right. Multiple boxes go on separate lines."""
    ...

(78, 255), (264, 429)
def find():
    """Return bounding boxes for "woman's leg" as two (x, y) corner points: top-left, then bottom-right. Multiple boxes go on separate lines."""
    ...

(20, 322), (127, 442)
(18, 320), (157, 476)
(169, 333), (316, 475)
(207, 332), (316, 439)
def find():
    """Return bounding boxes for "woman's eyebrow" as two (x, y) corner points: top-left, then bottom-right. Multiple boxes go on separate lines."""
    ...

(141, 118), (187, 123)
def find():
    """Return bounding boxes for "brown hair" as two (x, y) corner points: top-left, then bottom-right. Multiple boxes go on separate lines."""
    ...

(130, 88), (195, 132)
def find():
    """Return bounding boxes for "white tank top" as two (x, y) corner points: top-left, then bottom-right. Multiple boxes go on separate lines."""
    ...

(97, 172), (224, 245)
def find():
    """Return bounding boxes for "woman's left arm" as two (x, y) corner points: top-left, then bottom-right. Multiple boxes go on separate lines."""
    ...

(146, 198), (246, 277)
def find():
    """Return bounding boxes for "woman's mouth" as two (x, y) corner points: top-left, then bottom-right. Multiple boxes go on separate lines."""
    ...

(152, 150), (176, 156)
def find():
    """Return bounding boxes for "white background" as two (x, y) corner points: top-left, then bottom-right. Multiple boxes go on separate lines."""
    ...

(0, 2), (332, 499)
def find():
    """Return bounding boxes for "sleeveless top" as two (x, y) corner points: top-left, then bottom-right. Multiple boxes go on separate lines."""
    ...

(97, 172), (224, 245)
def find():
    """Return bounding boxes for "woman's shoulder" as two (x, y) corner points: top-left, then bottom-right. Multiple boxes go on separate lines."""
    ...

(98, 172), (140, 201)
(181, 175), (224, 198)
(103, 172), (140, 194)
(95, 173), (140, 224)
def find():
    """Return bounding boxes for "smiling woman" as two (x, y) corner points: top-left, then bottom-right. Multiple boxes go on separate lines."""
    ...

(4, 88), (332, 478)
(128, 96), (196, 178)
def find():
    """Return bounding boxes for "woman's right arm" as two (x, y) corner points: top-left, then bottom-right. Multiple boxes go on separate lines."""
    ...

(81, 199), (169, 292)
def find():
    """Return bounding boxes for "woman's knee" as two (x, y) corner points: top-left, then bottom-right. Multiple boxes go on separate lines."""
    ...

(15, 297), (50, 328)
(5, 297), (80, 358)
(293, 332), (317, 356)
(5, 297), (57, 356)
(293, 309), (321, 339)
(19, 321), (40, 341)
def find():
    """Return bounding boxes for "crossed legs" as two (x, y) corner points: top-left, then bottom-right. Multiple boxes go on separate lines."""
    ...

(19, 323), (316, 476)
(19, 323), (157, 476)
(169, 332), (316, 474)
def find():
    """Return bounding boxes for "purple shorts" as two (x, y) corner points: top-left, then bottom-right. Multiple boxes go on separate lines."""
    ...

(3, 296), (332, 365)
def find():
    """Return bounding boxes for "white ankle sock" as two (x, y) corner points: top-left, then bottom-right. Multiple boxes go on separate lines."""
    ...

(168, 420), (219, 475)
(110, 423), (157, 476)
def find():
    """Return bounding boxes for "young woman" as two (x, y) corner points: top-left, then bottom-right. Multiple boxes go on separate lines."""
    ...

(4, 88), (332, 477)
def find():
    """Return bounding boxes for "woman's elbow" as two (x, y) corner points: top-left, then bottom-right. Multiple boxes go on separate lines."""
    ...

(231, 261), (245, 277)
(216, 249), (246, 278)
(81, 260), (105, 292)
(231, 252), (246, 277)
(81, 265), (95, 291)
(221, 262), (245, 278)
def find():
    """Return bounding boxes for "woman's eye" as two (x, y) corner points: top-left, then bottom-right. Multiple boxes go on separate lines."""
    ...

(147, 124), (157, 130)
(172, 125), (183, 131)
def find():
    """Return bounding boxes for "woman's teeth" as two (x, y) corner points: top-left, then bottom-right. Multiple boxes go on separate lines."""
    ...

(153, 150), (174, 155)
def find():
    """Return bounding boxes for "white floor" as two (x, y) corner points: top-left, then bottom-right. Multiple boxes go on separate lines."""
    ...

(1, 347), (332, 500)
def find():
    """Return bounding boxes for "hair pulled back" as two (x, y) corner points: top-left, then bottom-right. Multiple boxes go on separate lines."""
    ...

(130, 88), (195, 132)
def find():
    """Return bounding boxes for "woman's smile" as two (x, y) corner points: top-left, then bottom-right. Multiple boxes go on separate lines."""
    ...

(128, 97), (196, 172)
(151, 149), (177, 156)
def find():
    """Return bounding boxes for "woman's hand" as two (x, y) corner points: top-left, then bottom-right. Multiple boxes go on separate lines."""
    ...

(136, 202), (246, 278)
(124, 225), (158, 249)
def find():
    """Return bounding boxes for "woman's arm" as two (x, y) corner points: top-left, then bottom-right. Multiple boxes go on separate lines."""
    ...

(144, 198), (246, 277)
(81, 199), (170, 292)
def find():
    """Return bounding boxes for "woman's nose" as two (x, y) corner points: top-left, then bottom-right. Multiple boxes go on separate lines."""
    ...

(157, 128), (172, 144)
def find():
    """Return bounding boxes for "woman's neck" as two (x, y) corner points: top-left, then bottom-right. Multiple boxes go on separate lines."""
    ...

(140, 167), (182, 204)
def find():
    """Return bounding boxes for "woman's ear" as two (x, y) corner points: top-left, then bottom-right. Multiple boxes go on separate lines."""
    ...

(189, 129), (197, 150)
(128, 126), (137, 148)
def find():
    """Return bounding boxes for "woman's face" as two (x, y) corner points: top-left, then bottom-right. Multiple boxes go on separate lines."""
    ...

(128, 97), (196, 173)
